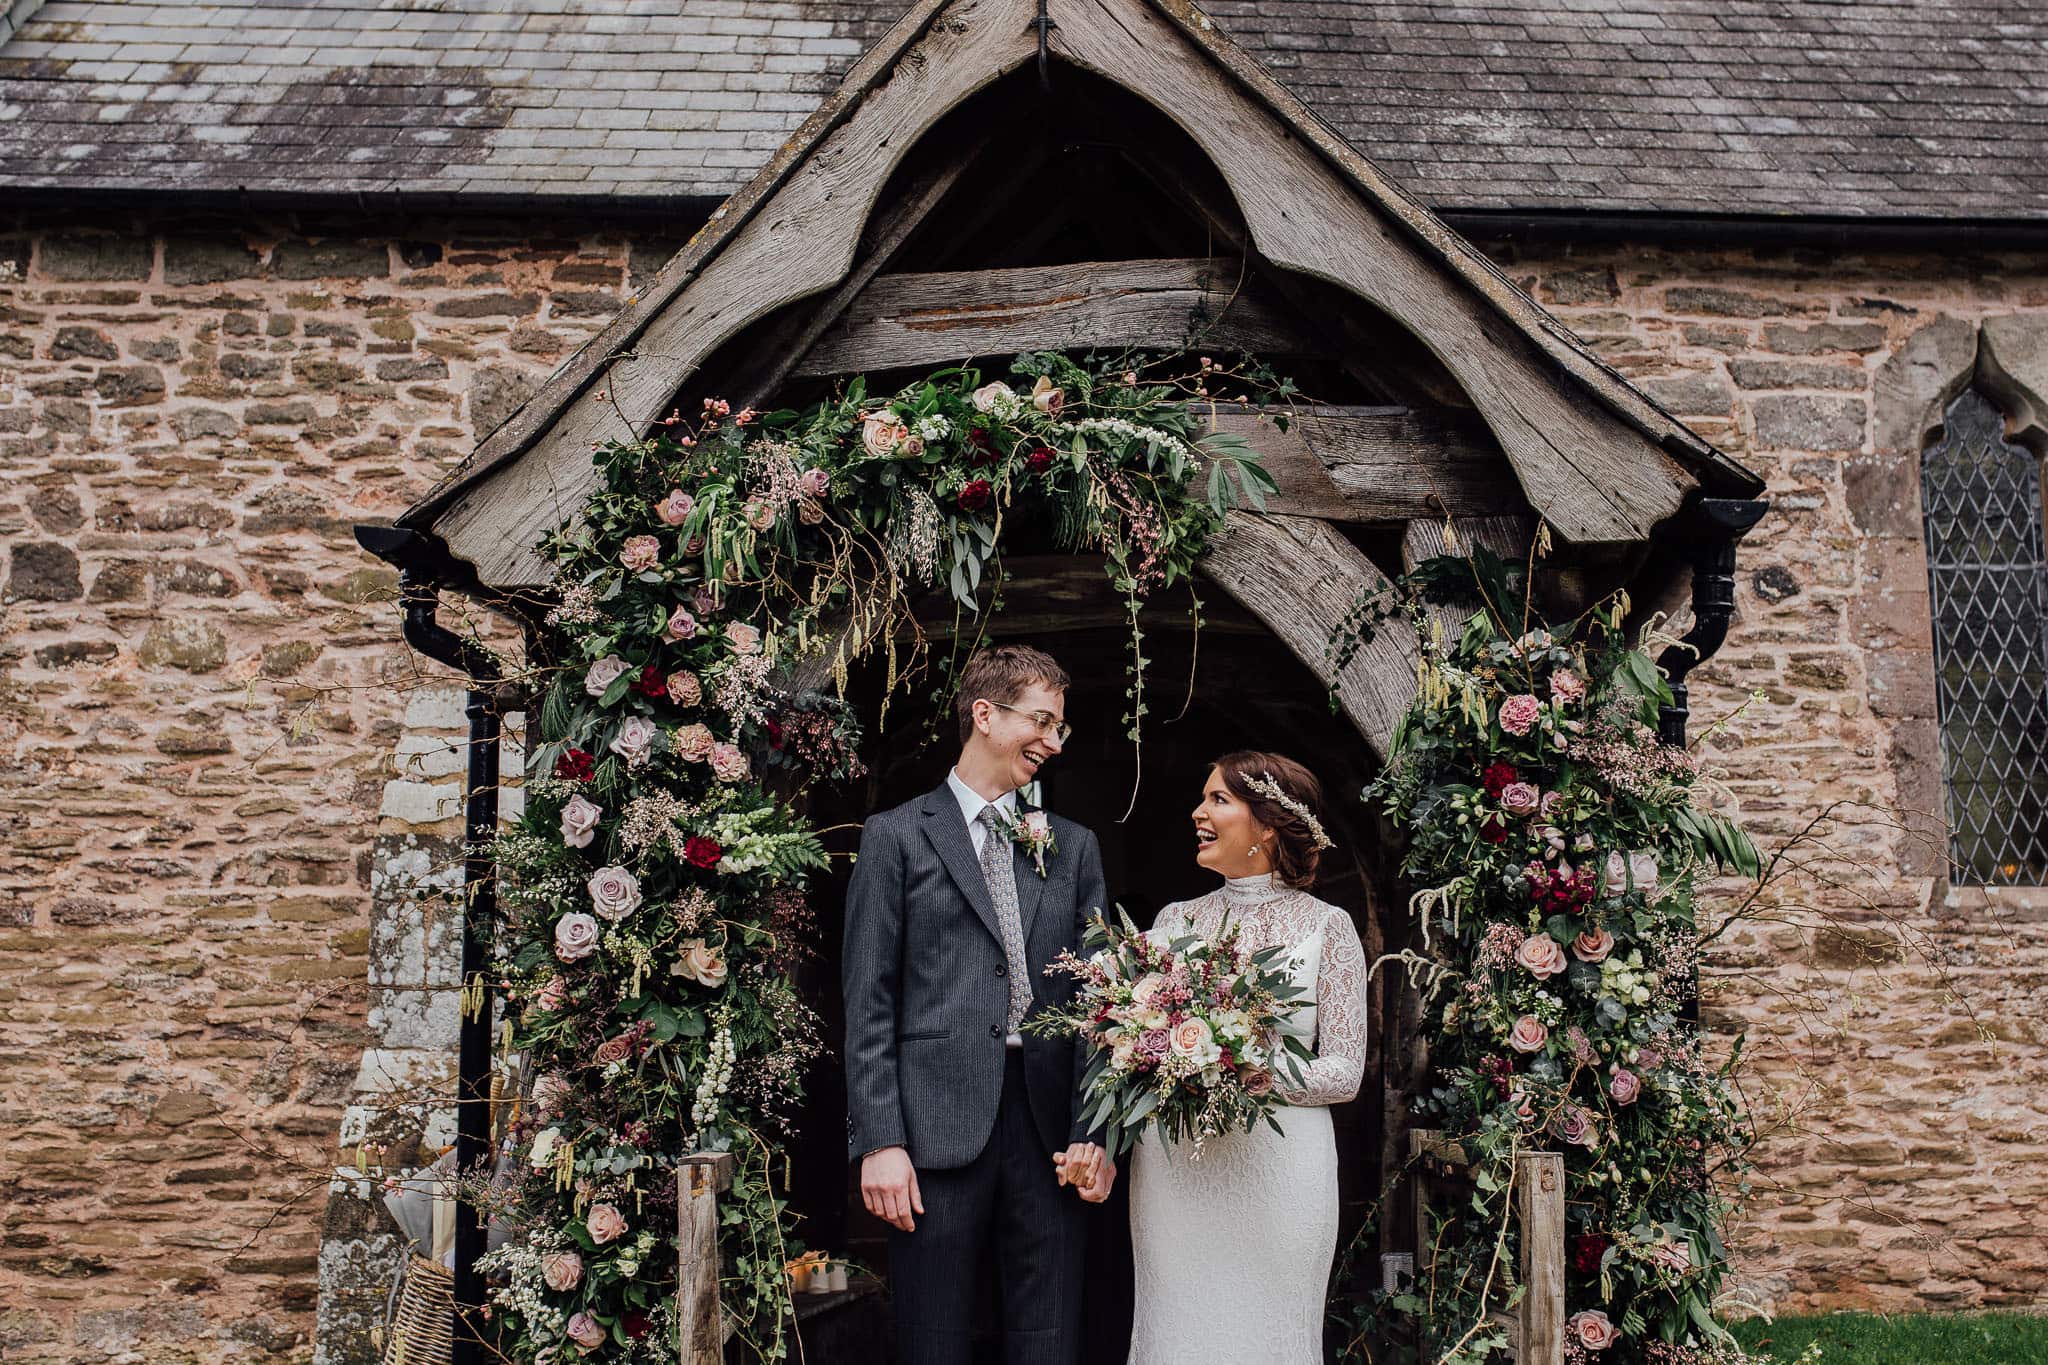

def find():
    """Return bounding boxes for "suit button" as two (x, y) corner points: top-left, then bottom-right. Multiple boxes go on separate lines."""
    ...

(994, 965), (1007, 978)
(989, 1024), (1000, 1038)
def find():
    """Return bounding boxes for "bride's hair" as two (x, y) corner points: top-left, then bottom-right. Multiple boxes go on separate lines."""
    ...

(1211, 751), (1328, 890)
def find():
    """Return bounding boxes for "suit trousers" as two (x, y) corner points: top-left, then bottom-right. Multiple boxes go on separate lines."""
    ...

(889, 1049), (1087, 1365)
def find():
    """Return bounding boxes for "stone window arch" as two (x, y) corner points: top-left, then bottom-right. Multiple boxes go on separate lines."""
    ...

(1854, 313), (2048, 884)
(1919, 387), (2048, 884)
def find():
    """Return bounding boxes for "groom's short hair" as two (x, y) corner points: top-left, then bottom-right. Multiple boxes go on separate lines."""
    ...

(955, 644), (1070, 745)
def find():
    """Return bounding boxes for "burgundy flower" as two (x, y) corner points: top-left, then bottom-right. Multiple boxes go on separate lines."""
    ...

(1481, 761), (1520, 798)
(1480, 821), (1510, 845)
(765, 716), (786, 749)
(1571, 1233), (1611, 1276)
(624, 1311), (652, 1341)
(684, 836), (724, 870)
(1025, 445), (1056, 474)
(957, 479), (993, 512)
(632, 664), (667, 699)
(554, 748), (595, 782)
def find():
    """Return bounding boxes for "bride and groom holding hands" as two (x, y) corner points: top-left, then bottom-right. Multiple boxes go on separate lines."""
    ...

(843, 644), (1369, 1365)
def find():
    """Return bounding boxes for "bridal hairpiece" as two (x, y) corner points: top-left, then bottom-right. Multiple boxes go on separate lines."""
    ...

(1242, 772), (1335, 851)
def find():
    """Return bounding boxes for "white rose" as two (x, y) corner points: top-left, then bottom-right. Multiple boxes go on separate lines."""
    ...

(583, 654), (631, 698)
(559, 794), (602, 849)
(1628, 850), (1660, 893)
(553, 912), (600, 962)
(672, 939), (729, 988)
(586, 866), (643, 921)
(609, 714), (659, 767)
(528, 1126), (562, 1169)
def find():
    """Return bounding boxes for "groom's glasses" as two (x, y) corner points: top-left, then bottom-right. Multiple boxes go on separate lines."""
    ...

(983, 700), (1074, 743)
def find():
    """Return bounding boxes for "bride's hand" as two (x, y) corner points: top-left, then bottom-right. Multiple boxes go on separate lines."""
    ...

(1053, 1141), (1104, 1190)
(1078, 1155), (1117, 1203)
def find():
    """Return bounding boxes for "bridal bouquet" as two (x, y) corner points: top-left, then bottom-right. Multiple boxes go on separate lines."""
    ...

(1029, 908), (1314, 1156)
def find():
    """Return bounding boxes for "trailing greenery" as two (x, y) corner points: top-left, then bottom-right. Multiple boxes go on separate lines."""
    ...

(476, 351), (1286, 1363)
(1333, 552), (1768, 1365)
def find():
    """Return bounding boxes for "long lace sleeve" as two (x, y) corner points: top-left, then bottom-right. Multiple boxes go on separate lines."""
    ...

(1276, 905), (1368, 1107)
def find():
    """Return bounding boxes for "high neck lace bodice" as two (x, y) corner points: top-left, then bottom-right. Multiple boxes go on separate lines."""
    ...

(1221, 872), (1289, 905)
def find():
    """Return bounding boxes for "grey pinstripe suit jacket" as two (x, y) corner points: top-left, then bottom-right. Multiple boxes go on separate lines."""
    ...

(842, 780), (1107, 1169)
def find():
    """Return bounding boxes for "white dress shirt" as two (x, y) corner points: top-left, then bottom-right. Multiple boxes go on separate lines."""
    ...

(946, 767), (1019, 856)
(945, 768), (1023, 1046)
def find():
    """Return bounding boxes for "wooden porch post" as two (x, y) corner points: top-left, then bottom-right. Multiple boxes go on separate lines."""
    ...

(676, 1152), (736, 1364)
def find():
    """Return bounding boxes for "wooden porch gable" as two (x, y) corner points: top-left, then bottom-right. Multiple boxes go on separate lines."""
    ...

(395, 0), (1756, 593)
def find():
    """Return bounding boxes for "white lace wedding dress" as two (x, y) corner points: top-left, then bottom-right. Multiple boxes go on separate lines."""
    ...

(1127, 873), (1368, 1365)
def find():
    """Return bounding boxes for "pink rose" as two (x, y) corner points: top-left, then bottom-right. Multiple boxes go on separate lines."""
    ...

(1509, 1083), (1537, 1124)
(744, 500), (776, 532)
(592, 1032), (636, 1066)
(860, 409), (908, 458)
(1573, 927), (1616, 962)
(798, 467), (830, 498)
(724, 621), (761, 655)
(1022, 811), (1050, 842)
(1515, 933), (1567, 978)
(1498, 693), (1542, 736)
(586, 865), (642, 921)
(899, 433), (925, 458)
(970, 381), (1016, 414)
(553, 912), (600, 963)
(531, 1072), (570, 1115)
(1553, 1105), (1598, 1149)
(1500, 782), (1541, 818)
(708, 741), (750, 783)
(540, 1250), (583, 1292)
(690, 583), (718, 616)
(664, 604), (698, 641)
(535, 976), (567, 1011)
(608, 715), (658, 767)
(1569, 1309), (1617, 1351)
(559, 794), (602, 849)
(620, 534), (661, 572)
(1539, 789), (1563, 818)
(565, 1312), (606, 1349)
(673, 939), (728, 988)
(1550, 669), (1586, 705)
(586, 1202), (627, 1245)
(1507, 1015), (1548, 1053)
(1169, 1018), (1214, 1059)
(656, 489), (694, 526)
(666, 671), (701, 706)
(1241, 1067), (1273, 1097)
(684, 534), (706, 557)
(1030, 374), (1064, 416)
(673, 723), (714, 762)
(583, 654), (630, 698)
(1647, 1240), (1692, 1275)
(798, 498), (824, 526)
(1609, 1067), (1641, 1105)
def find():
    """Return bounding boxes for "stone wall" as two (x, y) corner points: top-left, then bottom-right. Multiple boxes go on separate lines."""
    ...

(2, 212), (2046, 1360)
(1496, 240), (2048, 1312)
(0, 213), (634, 1362)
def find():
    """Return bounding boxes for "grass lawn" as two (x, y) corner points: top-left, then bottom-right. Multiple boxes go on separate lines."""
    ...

(1729, 1311), (2048, 1364)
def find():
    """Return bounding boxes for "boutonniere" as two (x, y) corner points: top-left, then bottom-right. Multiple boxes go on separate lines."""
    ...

(993, 807), (1057, 877)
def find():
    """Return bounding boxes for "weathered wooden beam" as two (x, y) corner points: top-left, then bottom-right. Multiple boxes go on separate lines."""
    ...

(1048, 0), (1701, 544)
(791, 258), (1300, 377)
(428, 0), (1045, 585)
(1199, 513), (1419, 761)
(1517, 1151), (1566, 1365)
(1209, 406), (1524, 524)
(676, 1152), (736, 1363)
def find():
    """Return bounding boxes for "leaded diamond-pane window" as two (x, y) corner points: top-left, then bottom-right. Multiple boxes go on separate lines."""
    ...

(1922, 388), (2048, 885)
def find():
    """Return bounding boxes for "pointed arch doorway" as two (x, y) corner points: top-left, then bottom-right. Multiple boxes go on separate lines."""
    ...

(787, 556), (1397, 1362)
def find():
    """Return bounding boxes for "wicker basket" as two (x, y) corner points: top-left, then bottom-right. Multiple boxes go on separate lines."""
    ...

(382, 1255), (456, 1365)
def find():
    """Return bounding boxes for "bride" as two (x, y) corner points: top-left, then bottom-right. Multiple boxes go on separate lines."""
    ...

(1114, 751), (1367, 1365)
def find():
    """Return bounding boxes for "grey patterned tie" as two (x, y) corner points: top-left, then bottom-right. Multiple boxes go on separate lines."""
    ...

(978, 805), (1033, 1033)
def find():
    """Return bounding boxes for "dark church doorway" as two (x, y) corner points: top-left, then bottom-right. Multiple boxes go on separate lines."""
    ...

(784, 557), (1391, 1362)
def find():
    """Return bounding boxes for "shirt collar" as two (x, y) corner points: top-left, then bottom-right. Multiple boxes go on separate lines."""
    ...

(947, 767), (1018, 827)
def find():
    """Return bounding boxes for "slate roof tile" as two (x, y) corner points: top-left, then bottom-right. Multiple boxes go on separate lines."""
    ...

(0, 0), (2042, 218)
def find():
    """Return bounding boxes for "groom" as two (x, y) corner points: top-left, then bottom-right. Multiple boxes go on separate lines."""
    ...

(843, 644), (1114, 1365)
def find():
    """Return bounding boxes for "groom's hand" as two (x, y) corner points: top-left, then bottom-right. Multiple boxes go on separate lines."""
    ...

(860, 1146), (922, 1232)
(1054, 1142), (1108, 1194)
(1079, 1154), (1117, 1203)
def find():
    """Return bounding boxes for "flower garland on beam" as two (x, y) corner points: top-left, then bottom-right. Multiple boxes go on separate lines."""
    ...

(477, 351), (1288, 1363)
(1338, 553), (1768, 1365)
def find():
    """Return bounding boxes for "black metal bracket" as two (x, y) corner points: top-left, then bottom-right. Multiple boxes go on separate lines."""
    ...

(1031, 0), (1055, 91)
(1655, 497), (1770, 747)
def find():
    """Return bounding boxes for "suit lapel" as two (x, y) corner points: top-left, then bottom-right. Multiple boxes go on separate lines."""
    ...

(1012, 796), (1046, 942)
(919, 785), (1002, 947)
